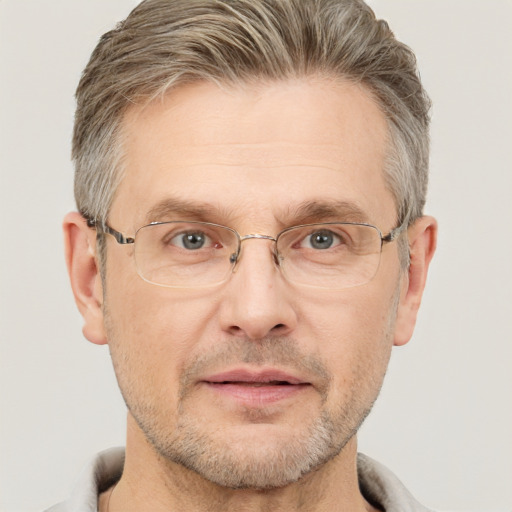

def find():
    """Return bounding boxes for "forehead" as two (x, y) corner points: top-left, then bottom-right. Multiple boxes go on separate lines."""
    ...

(113, 78), (394, 229)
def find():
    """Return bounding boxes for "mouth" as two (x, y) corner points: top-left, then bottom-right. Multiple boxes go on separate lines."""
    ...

(201, 368), (311, 406)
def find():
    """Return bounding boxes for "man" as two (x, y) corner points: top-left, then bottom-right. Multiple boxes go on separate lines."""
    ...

(52, 0), (437, 510)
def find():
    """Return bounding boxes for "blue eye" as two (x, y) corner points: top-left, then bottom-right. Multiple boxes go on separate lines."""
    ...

(172, 231), (210, 250)
(301, 230), (341, 250)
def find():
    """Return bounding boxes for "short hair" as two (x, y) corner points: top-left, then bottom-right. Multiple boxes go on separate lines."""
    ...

(74, 0), (431, 259)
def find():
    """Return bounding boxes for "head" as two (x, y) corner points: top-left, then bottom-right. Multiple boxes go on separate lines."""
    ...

(65, 0), (436, 491)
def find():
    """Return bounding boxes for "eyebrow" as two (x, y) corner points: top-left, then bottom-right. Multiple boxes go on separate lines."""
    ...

(144, 198), (220, 224)
(283, 200), (370, 225)
(144, 197), (370, 227)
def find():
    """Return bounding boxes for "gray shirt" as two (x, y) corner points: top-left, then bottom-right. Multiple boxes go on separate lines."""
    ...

(45, 447), (434, 512)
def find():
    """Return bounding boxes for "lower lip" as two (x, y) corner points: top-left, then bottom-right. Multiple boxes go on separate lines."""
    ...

(205, 382), (309, 406)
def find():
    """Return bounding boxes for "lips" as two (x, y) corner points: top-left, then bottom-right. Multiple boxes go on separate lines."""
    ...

(204, 369), (306, 385)
(202, 368), (310, 406)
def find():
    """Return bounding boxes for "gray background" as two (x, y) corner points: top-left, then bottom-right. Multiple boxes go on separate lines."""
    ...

(1, 1), (511, 511)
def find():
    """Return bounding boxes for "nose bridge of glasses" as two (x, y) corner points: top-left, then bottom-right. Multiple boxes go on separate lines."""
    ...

(230, 233), (279, 267)
(240, 233), (277, 243)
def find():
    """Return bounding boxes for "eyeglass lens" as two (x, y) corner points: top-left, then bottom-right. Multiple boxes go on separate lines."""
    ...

(133, 221), (383, 289)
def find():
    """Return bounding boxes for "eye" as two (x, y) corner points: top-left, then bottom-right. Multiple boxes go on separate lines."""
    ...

(300, 229), (342, 250)
(171, 230), (212, 250)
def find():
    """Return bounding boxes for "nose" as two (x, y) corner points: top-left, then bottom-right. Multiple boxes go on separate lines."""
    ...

(218, 239), (298, 340)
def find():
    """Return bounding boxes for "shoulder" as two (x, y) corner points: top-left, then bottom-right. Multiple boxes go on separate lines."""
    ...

(357, 453), (436, 512)
(43, 447), (125, 512)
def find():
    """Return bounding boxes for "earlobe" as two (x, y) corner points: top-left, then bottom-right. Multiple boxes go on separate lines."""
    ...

(394, 215), (437, 346)
(63, 212), (108, 345)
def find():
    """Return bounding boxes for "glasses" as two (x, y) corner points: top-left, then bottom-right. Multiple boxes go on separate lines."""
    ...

(87, 218), (408, 290)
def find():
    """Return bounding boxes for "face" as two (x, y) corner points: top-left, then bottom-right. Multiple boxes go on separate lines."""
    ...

(100, 78), (405, 488)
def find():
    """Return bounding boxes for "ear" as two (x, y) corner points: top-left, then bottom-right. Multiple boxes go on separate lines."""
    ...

(394, 215), (437, 346)
(63, 212), (107, 345)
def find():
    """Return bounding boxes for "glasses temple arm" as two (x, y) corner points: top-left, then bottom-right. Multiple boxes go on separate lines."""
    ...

(85, 218), (135, 244)
(381, 211), (411, 244)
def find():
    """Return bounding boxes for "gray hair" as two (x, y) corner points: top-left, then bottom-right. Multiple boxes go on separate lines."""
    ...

(73, 0), (431, 250)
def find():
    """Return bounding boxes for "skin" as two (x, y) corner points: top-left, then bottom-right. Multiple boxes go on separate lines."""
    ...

(64, 78), (437, 512)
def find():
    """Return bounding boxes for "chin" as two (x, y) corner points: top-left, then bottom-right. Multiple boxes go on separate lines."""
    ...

(146, 409), (353, 490)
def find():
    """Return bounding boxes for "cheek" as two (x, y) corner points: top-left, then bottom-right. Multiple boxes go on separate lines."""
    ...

(103, 275), (222, 396)
(297, 285), (398, 398)
(106, 274), (228, 351)
(300, 280), (398, 343)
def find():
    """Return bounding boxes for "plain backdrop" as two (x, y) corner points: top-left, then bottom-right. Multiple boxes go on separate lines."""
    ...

(1, 1), (511, 511)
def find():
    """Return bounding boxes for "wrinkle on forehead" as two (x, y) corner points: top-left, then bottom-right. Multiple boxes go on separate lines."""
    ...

(130, 144), (361, 173)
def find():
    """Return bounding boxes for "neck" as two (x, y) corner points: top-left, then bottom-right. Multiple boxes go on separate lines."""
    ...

(102, 417), (377, 512)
